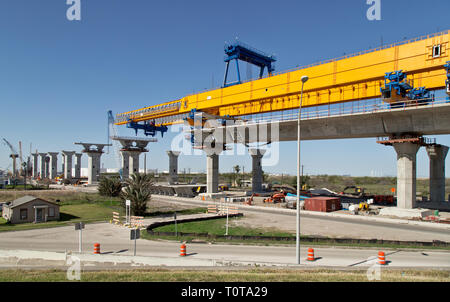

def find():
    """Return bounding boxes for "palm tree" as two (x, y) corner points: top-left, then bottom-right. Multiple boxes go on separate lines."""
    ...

(120, 173), (153, 216)
(233, 165), (240, 187)
(98, 176), (123, 197)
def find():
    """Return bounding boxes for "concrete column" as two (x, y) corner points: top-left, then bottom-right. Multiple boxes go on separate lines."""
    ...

(167, 151), (181, 184)
(393, 142), (420, 209)
(86, 152), (101, 184)
(38, 153), (47, 179)
(62, 151), (75, 180)
(426, 144), (449, 203)
(120, 151), (130, 179)
(206, 153), (219, 193)
(128, 151), (141, 177)
(47, 152), (59, 179)
(74, 153), (82, 179)
(249, 148), (266, 193)
(44, 156), (50, 179)
(31, 153), (39, 179)
(61, 154), (65, 178)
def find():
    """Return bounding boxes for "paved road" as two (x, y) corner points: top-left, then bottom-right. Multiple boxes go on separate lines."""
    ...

(0, 221), (448, 268)
(153, 196), (450, 242)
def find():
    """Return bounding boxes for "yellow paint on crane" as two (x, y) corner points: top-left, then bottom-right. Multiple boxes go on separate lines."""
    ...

(115, 30), (450, 126)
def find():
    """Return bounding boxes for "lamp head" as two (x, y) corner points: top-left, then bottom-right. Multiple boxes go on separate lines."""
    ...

(301, 76), (309, 83)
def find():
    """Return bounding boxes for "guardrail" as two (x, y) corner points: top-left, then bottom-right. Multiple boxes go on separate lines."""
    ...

(241, 97), (450, 125)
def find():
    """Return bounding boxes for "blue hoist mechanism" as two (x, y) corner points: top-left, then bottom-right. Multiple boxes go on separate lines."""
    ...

(381, 70), (434, 108)
(183, 108), (241, 148)
(127, 120), (168, 137)
(445, 61), (450, 97)
(223, 40), (277, 88)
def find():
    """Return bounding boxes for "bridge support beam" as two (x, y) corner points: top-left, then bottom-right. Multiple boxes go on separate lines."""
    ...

(167, 151), (181, 184)
(249, 148), (266, 193)
(426, 144), (449, 203)
(393, 142), (420, 209)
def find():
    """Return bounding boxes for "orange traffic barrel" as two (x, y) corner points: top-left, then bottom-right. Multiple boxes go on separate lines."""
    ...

(180, 243), (186, 257)
(307, 248), (315, 261)
(94, 243), (100, 254)
(378, 251), (386, 265)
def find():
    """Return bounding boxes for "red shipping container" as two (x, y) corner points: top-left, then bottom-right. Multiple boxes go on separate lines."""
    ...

(304, 197), (341, 212)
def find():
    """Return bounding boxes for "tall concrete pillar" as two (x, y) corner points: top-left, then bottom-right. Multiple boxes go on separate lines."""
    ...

(75, 143), (111, 184)
(74, 153), (82, 179)
(128, 151), (141, 176)
(47, 152), (59, 179)
(44, 156), (50, 179)
(206, 153), (219, 193)
(62, 151), (75, 180)
(167, 151), (181, 184)
(120, 151), (130, 179)
(38, 153), (47, 179)
(426, 144), (449, 203)
(393, 142), (420, 209)
(31, 153), (39, 179)
(86, 152), (101, 184)
(249, 149), (266, 193)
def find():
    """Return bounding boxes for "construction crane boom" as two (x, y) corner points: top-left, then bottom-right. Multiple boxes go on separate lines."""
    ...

(115, 30), (450, 129)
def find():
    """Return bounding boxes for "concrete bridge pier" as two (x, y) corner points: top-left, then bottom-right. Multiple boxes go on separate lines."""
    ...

(87, 152), (101, 184)
(47, 152), (59, 180)
(38, 153), (47, 179)
(75, 143), (111, 185)
(249, 148), (266, 193)
(62, 151), (75, 180)
(120, 151), (130, 179)
(426, 144), (449, 203)
(128, 151), (142, 177)
(167, 151), (181, 184)
(44, 156), (50, 179)
(74, 153), (82, 179)
(31, 153), (39, 179)
(393, 142), (421, 209)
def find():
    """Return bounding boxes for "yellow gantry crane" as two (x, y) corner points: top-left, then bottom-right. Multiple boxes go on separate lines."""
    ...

(115, 30), (450, 132)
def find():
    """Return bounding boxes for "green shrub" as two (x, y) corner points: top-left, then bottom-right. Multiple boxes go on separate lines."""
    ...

(98, 176), (123, 197)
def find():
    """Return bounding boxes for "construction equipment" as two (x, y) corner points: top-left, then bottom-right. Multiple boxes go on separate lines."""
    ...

(2, 139), (20, 178)
(263, 192), (285, 203)
(358, 201), (370, 212)
(340, 186), (366, 198)
(445, 61), (450, 96)
(380, 70), (435, 108)
(115, 30), (450, 136)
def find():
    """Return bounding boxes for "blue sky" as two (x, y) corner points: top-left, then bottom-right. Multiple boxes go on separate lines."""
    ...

(0, 0), (450, 177)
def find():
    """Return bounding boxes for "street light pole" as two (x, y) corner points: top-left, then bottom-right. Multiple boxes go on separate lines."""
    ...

(296, 75), (309, 265)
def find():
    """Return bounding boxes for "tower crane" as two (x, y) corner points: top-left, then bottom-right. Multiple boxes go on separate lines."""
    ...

(2, 138), (19, 178)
